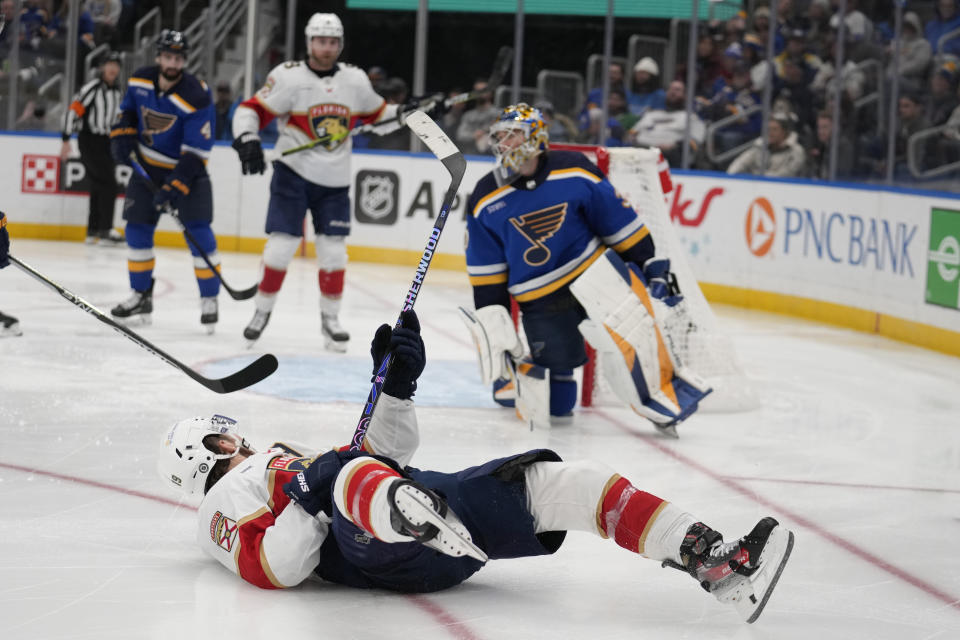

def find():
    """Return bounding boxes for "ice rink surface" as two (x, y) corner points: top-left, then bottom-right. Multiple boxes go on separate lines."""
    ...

(1, 239), (959, 640)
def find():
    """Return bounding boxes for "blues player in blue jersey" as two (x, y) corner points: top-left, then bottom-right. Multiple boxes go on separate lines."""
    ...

(465, 103), (676, 420)
(109, 30), (221, 332)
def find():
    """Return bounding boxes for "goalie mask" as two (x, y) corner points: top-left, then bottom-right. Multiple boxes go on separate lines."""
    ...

(157, 415), (251, 495)
(305, 12), (344, 54)
(489, 103), (549, 187)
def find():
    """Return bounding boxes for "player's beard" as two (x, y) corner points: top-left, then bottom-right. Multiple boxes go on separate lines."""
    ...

(309, 51), (337, 71)
(160, 66), (183, 82)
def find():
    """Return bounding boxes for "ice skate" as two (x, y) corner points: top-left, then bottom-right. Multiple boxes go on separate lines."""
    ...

(243, 309), (271, 345)
(98, 229), (125, 247)
(0, 311), (23, 337)
(388, 479), (488, 563)
(200, 297), (218, 334)
(321, 313), (349, 352)
(665, 517), (794, 623)
(110, 278), (154, 325)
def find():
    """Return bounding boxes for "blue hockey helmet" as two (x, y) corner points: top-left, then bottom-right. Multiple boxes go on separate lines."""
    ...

(156, 29), (189, 57)
(488, 103), (549, 186)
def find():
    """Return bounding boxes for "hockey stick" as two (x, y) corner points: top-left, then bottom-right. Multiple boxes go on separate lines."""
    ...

(8, 255), (278, 393)
(349, 111), (466, 451)
(276, 46), (514, 160)
(128, 157), (259, 301)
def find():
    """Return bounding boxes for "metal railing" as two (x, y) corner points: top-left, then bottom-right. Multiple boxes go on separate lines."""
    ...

(83, 43), (110, 83)
(536, 70), (584, 119)
(183, 9), (209, 76)
(908, 124), (960, 179)
(133, 7), (162, 51)
(494, 85), (538, 108)
(705, 104), (762, 165)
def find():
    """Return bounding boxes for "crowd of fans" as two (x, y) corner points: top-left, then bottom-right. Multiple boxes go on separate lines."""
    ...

(6, 1), (960, 185)
(0, 0), (136, 128)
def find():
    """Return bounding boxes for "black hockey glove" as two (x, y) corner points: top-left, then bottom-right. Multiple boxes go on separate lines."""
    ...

(153, 152), (204, 212)
(282, 450), (345, 518)
(232, 132), (266, 175)
(370, 310), (426, 400)
(0, 211), (10, 269)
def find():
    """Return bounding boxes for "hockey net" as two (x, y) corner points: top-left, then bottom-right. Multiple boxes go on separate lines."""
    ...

(549, 144), (755, 413)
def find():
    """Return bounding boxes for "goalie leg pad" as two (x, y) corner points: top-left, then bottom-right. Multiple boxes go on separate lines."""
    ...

(458, 305), (524, 385)
(570, 250), (710, 426)
(510, 357), (551, 430)
(492, 375), (516, 408)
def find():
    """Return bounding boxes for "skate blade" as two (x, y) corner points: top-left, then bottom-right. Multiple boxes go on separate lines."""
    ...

(654, 423), (679, 438)
(0, 324), (23, 337)
(398, 487), (488, 563)
(113, 314), (151, 326)
(740, 526), (795, 624)
(204, 324), (216, 335)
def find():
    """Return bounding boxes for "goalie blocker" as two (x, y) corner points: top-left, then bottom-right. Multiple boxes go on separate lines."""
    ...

(570, 249), (711, 435)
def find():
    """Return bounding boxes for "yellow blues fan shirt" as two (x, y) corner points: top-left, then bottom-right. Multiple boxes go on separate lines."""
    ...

(465, 150), (654, 311)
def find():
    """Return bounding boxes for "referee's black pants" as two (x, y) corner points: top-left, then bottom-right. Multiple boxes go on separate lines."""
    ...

(78, 131), (118, 236)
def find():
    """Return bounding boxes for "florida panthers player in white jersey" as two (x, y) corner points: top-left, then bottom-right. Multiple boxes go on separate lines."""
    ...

(231, 13), (424, 349)
(157, 310), (794, 623)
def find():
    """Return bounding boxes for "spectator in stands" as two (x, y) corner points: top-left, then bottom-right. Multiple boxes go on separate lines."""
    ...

(807, 110), (855, 179)
(368, 66), (387, 95)
(627, 57), (665, 116)
(934, 89), (960, 166)
(775, 56), (817, 134)
(628, 79), (705, 167)
(85, 0), (120, 46)
(889, 11), (932, 91)
(455, 80), (499, 155)
(752, 6), (784, 54)
(828, 0), (873, 46)
(925, 0), (960, 58)
(727, 111), (806, 177)
(811, 34), (866, 103)
(214, 83), (233, 140)
(805, 0), (833, 58)
(608, 88), (636, 131)
(584, 61), (627, 113)
(534, 100), (577, 143)
(774, 27), (822, 80)
(742, 32), (773, 93)
(864, 92), (929, 178)
(693, 31), (726, 98)
(699, 62), (762, 153)
(926, 62), (960, 126)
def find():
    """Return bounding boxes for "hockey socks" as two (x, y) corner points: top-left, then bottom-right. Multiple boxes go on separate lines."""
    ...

(597, 475), (695, 560)
(183, 222), (221, 298)
(125, 222), (155, 292)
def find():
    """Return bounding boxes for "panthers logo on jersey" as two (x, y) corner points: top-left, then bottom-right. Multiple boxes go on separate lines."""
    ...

(309, 103), (350, 151)
(139, 106), (177, 145)
(509, 203), (567, 266)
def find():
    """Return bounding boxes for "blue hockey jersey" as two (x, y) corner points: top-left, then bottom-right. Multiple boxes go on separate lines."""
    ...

(465, 151), (654, 309)
(117, 66), (215, 173)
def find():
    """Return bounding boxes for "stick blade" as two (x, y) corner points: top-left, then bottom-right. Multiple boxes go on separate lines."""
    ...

(405, 111), (460, 160)
(203, 353), (279, 393)
(226, 283), (259, 301)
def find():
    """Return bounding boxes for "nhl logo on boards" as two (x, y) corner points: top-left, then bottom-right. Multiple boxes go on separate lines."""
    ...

(355, 170), (399, 225)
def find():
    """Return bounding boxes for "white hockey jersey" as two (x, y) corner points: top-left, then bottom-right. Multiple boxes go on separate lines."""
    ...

(196, 395), (419, 589)
(233, 60), (400, 188)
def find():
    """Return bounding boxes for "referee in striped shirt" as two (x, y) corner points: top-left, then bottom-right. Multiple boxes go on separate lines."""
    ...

(60, 51), (124, 245)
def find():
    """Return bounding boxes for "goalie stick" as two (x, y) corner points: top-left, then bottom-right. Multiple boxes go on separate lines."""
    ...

(128, 157), (259, 301)
(9, 255), (278, 394)
(275, 46), (514, 159)
(349, 111), (466, 451)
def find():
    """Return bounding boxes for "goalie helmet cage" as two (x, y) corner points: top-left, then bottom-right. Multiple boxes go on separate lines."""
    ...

(544, 143), (756, 412)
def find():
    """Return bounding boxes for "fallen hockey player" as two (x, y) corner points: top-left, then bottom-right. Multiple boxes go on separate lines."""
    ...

(157, 310), (793, 623)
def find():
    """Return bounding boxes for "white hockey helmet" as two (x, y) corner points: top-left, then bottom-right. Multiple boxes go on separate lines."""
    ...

(305, 13), (344, 54)
(157, 415), (249, 495)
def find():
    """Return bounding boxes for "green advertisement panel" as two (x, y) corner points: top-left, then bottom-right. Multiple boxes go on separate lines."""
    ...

(926, 207), (960, 310)
(345, 0), (741, 20)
